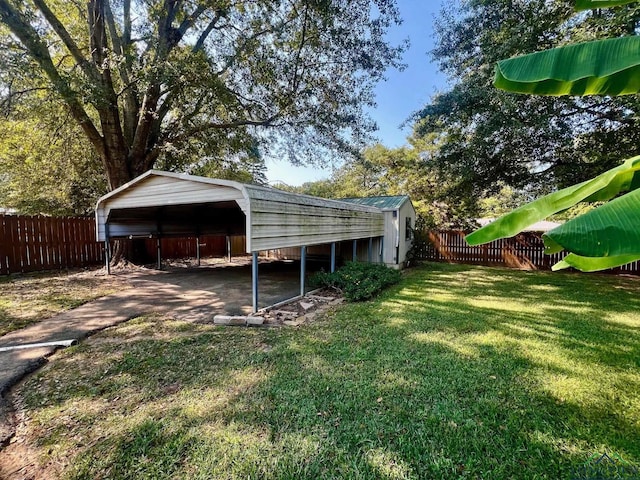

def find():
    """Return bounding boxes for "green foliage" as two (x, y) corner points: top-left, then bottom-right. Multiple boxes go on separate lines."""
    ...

(405, 224), (430, 267)
(311, 262), (401, 302)
(0, 101), (107, 215)
(413, 0), (640, 203)
(478, 184), (531, 219)
(495, 36), (640, 96)
(467, 1), (640, 271)
(291, 140), (477, 228)
(0, 0), (406, 190)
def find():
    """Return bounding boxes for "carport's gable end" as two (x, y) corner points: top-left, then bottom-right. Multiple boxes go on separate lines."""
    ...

(96, 173), (250, 242)
(103, 175), (244, 211)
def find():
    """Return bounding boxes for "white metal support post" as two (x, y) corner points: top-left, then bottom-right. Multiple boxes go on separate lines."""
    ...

(252, 251), (259, 313)
(104, 240), (111, 274)
(330, 242), (336, 272)
(104, 224), (111, 275)
(300, 246), (307, 297)
(156, 237), (162, 270)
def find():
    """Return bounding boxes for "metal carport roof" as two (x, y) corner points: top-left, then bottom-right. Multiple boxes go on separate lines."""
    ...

(96, 170), (384, 251)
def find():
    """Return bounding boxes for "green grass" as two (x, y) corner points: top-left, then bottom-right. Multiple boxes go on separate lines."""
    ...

(16, 263), (640, 479)
(0, 269), (126, 336)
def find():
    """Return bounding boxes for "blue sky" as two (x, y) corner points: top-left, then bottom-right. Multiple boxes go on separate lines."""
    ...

(265, 0), (449, 186)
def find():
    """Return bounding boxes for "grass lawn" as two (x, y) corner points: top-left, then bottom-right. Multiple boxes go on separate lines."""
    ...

(0, 269), (128, 337)
(11, 263), (640, 479)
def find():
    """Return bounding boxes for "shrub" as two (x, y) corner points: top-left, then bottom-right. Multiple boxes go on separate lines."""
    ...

(311, 262), (401, 302)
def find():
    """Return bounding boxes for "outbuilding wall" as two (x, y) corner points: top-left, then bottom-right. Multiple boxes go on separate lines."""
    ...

(397, 200), (417, 267)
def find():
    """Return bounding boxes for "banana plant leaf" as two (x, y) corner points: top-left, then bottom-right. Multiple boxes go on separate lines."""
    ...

(465, 155), (640, 246)
(543, 186), (640, 257)
(494, 36), (640, 96)
(575, 0), (638, 10)
(552, 253), (640, 272)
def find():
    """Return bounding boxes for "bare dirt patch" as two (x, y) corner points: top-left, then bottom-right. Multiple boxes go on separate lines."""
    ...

(0, 268), (131, 337)
(259, 287), (344, 326)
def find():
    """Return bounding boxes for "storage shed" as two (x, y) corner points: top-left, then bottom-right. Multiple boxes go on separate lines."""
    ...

(341, 196), (417, 268)
(95, 170), (386, 311)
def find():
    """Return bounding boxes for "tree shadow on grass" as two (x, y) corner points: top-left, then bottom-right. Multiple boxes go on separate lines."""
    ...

(15, 263), (640, 479)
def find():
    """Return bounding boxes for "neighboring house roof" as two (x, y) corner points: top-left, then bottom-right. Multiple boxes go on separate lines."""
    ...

(476, 218), (562, 232)
(340, 195), (411, 211)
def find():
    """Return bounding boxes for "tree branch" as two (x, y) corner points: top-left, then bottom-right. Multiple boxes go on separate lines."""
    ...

(193, 11), (222, 52)
(123, 0), (131, 45)
(104, 0), (139, 146)
(31, 0), (100, 82)
(88, 0), (128, 183)
(292, 3), (308, 88)
(177, 3), (207, 38)
(0, 0), (104, 158)
(173, 114), (282, 142)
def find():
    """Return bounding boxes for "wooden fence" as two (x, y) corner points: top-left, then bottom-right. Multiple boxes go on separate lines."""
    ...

(137, 235), (246, 262)
(421, 230), (640, 275)
(3, 216), (639, 276)
(0, 215), (103, 275)
(0, 214), (248, 275)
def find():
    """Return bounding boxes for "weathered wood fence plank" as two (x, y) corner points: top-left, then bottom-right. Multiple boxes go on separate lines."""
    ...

(0, 214), (249, 274)
(421, 230), (639, 275)
(0, 215), (105, 274)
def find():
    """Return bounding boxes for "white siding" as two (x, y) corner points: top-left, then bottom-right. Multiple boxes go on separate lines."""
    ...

(381, 211), (397, 265)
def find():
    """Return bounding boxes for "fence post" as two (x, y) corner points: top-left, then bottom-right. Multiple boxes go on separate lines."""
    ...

(0, 215), (7, 275)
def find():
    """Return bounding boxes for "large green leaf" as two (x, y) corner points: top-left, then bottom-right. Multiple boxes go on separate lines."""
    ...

(465, 155), (640, 246)
(552, 253), (640, 272)
(543, 187), (640, 257)
(575, 0), (638, 11)
(494, 36), (640, 96)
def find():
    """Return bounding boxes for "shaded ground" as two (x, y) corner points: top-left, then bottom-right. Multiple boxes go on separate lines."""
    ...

(2, 263), (640, 479)
(0, 259), (308, 449)
(0, 269), (128, 337)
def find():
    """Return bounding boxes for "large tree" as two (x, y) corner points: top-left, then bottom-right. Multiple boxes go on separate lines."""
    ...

(414, 0), (640, 201)
(0, 0), (404, 191)
(0, 103), (107, 215)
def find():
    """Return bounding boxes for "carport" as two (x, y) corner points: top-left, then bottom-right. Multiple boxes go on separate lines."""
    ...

(95, 170), (385, 312)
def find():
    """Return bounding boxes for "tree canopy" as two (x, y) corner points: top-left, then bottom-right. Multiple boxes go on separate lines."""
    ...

(280, 139), (478, 228)
(413, 0), (640, 202)
(0, 0), (405, 197)
(466, 0), (640, 272)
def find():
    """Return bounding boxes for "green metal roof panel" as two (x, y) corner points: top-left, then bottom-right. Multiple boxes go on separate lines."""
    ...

(340, 195), (409, 210)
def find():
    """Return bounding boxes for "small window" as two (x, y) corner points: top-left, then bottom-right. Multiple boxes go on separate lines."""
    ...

(405, 217), (413, 241)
